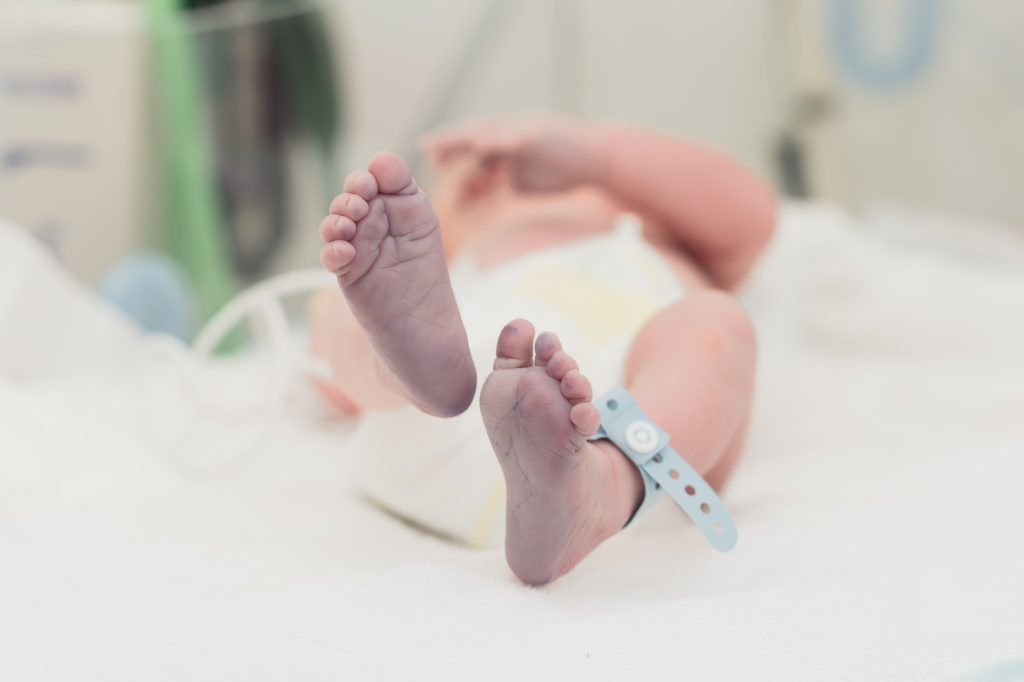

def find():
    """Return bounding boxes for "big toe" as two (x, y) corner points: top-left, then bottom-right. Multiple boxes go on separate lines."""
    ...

(368, 152), (418, 195)
(494, 318), (536, 370)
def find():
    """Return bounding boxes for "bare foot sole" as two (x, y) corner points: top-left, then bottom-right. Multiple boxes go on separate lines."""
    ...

(318, 152), (476, 417)
(480, 319), (643, 585)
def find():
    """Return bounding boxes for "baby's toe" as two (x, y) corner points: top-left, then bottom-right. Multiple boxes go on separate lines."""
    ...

(544, 350), (578, 381)
(319, 241), (356, 274)
(368, 152), (417, 195)
(559, 369), (592, 404)
(569, 402), (601, 437)
(329, 192), (370, 222)
(494, 318), (536, 370)
(342, 170), (379, 201)
(533, 332), (562, 367)
(319, 214), (356, 243)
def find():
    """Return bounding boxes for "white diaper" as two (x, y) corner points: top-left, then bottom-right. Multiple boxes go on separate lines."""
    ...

(349, 214), (686, 547)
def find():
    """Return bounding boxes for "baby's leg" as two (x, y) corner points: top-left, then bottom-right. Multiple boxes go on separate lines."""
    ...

(317, 152), (476, 417)
(309, 289), (406, 415)
(621, 290), (755, 487)
(480, 290), (754, 585)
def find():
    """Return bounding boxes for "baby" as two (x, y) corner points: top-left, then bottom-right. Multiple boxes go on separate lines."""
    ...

(311, 115), (775, 585)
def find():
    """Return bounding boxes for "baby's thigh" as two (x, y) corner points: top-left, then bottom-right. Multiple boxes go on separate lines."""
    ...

(626, 289), (756, 390)
(623, 289), (757, 475)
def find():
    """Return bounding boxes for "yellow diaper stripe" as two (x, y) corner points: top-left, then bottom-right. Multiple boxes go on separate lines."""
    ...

(469, 476), (506, 548)
(516, 265), (660, 347)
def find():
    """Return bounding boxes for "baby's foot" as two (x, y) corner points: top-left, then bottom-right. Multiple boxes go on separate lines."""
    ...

(319, 152), (475, 417)
(480, 320), (644, 585)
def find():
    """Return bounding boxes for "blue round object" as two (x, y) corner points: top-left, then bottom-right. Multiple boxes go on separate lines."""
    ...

(98, 251), (197, 341)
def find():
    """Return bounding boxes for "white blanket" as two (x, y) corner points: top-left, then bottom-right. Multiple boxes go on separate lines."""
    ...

(1, 205), (1022, 681)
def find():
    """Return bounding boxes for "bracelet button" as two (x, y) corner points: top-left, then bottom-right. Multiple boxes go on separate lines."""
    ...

(624, 421), (658, 454)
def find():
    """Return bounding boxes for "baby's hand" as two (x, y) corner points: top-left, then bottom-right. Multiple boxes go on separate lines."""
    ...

(420, 115), (599, 193)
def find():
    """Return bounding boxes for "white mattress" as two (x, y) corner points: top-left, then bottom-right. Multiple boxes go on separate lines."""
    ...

(1, 204), (1022, 681)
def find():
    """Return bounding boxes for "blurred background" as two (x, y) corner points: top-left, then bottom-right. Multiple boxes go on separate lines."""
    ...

(1, 0), (1022, 338)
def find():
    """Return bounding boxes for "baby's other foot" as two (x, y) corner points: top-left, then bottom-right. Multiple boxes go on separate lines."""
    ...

(318, 152), (475, 417)
(480, 320), (643, 585)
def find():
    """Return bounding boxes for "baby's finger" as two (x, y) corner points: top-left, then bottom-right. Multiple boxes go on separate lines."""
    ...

(422, 119), (489, 145)
(421, 119), (506, 162)
(421, 139), (469, 168)
(421, 134), (486, 168)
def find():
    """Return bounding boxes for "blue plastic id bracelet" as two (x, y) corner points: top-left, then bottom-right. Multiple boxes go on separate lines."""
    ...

(589, 386), (738, 552)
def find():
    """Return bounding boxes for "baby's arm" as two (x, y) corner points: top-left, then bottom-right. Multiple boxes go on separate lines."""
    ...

(583, 124), (776, 289)
(424, 117), (776, 289)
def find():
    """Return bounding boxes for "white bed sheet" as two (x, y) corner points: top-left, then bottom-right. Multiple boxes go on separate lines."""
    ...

(1, 204), (1022, 681)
